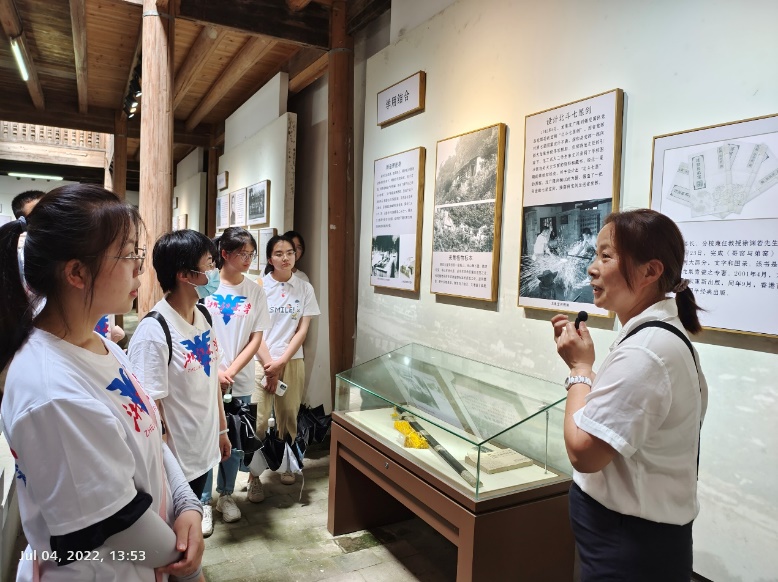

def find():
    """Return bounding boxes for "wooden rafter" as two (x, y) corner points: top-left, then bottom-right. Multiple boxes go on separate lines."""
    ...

(0, 0), (44, 109)
(286, 0), (312, 10)
(173, 25), (227, 110)
(287, 48), (328, 94)
(177, 0), (329, 50)
(185, 36), (276, 131)
(120, 22), (143, 117)
(69, 0), (88, 113)
(0, 141), (105, 168)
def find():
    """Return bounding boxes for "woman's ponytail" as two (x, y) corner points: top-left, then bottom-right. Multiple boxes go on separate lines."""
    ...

(0, 219), (35, 373)
(675, 287), (703, 335)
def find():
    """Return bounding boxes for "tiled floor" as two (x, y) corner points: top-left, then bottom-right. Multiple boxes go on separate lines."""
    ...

(202, 444), (457, 582)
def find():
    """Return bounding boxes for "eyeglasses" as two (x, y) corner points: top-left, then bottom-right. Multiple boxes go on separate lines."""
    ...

(109, 246), (146, 273)
(272, 250), (296, 259)
(232, 251), (257, 261)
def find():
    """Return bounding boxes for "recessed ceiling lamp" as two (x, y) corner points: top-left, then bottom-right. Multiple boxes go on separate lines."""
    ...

(8, 172), (63, 180)
(9, 37), (29, 82)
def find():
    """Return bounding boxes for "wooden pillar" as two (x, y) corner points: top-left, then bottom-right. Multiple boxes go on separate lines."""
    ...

(327, 0), (355, 400)
(206, 131), (219, 238)
(113, 111), (128, 201)
(112, 111), (128, 330)
(138, 0), (174, 316)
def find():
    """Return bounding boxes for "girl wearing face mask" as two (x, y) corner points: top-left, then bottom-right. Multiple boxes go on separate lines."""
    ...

(255, 235), (320, 487)
(127, 230), (231, 539)
(201, 228), (270, 525)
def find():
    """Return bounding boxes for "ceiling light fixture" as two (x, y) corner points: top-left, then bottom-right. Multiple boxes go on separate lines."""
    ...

(9, 37), (29, 82)
(8, 172), (63, 181)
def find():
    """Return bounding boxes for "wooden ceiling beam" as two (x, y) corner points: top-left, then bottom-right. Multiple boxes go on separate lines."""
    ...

(286, 0), (312, 10)
(287, 48), (328, 94)
(346, 0), (390, 35)
(185, 36), (276, 131)
(120, 22), (143, 116)
(173, 25), (227, 110)
(0, 0), (45, 110)
(0, 141), (105, 168)
(177, 0), (329, 50)
(69, 0), (88, 114)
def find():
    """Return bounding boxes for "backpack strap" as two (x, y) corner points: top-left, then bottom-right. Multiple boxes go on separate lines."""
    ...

(619, 320), (697, 371)
(142, 310), (172, 365)
(196, 301), (213, 326)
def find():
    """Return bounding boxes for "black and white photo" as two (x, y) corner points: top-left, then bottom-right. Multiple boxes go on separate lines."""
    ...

(431, 123), (506, 301)
(247, 180), (270, 226)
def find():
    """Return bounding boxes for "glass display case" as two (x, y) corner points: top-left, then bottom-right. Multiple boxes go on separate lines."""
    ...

(334, 343), (572, 501)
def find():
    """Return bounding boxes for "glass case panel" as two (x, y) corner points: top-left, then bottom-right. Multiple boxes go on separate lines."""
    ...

(335, 344), (572, 500)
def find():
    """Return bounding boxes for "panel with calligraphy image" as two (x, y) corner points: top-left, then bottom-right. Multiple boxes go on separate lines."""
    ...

(651, 113), (778, 337)
(430, 124), (507, 301)
(519, 89), (623, 315)
(216, 193), (230, 231)
(371, 147), (425, 292)
(229, 188), (247, 227)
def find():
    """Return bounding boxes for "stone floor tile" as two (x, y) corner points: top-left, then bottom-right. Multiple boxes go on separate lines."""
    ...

(203, 558), (258, 581)
(318, 571), (367, 582)
(331, 547), (383, 572)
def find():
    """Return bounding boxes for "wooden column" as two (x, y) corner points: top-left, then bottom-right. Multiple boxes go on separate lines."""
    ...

(113, 111), (128, 200)
(206, 138), (219, 238)
(138, 0), (174, 316)
(327, 0), (356, 400)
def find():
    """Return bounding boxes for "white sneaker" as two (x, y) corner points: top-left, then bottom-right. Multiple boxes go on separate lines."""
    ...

(201, 504), (214, 538)
(247, 477), (265, 503)
(216, 493), (241, 522)
(280, 471), (296, 485)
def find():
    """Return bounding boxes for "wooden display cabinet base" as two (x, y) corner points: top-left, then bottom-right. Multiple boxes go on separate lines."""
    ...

(328, 414), (575, 581)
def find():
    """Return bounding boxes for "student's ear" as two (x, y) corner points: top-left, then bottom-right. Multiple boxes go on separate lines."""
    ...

(640, 259), (665, 288)
(63, 259), (88, 290)
(176, 270), (192, 285)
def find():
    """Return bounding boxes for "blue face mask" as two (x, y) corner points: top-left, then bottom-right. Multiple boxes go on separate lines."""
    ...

(190, 268), (220, 299)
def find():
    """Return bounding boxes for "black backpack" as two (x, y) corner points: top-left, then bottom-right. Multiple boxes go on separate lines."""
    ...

(142, 302), (213, 365)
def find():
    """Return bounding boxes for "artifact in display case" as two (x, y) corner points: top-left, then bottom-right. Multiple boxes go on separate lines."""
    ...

(334, 343), (572, 501)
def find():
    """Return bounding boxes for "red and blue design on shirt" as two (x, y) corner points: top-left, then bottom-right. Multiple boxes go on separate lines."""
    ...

(106, 368), (151, 433)
(207, 294), (250, 325)
(10, 448), (26, 486)
(95, 315), (110, 339)
(181, 330), (214, 376)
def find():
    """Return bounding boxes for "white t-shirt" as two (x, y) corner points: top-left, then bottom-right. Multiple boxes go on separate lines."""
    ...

(128, 299), (222, 481)
(573, 299), (708, 525)
(262, 272), (320, 361)
(94, 314), (116, 340)
(293, 269), (310, 283)
(1, 329), (173, 581)
(205, 276), (271, 396)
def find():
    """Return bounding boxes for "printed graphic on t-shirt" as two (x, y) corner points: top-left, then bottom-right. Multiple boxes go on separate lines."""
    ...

(181, 330), (214, 376)
(11, 448), (26, 486)
(207, 294), (251, 325)
(270, 299), (301, 320)
(95, 315), (110, 338)
(106, 368), (152, 433)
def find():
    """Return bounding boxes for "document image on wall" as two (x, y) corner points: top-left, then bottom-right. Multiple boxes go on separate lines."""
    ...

(216, 193), (229, 231)
(371, 148), (425, 291)
(651, 113), (778, 337)
(230, 188), (247, 227)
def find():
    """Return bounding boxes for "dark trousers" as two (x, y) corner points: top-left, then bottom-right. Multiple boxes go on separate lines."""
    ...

(188, 471), (210, 500)
(570, 482), (693, 582)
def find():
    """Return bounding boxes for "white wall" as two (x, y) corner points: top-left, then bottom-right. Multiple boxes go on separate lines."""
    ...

(389, 0), (455, 44)
(174, 148), (207, 232)
(218, 112), (297, 234)
(356, 1), (778, 581)
(0, 177), (74, 219)
(225, 73), (289, 153)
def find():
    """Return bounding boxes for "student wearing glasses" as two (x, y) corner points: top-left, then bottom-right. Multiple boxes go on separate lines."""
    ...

(0, 184), (204, 580)
(127, 230), (231, 539)
(202, 227), (271, 525)
(254, 234), (320, 487)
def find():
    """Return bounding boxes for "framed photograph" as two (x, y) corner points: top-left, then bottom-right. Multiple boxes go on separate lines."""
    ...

(247, 180), (270, 227)
(172, 196), (179, 210)
(430, 123), (507, 301)
(217, 171), (229, 191)
(650, 113), (778, 337)
(179, 213), (188, 229)
(216, 193), (229, 231)
(371, 147), (425, 292)
(518, 89), (624, 315)
(258, 227), (277, 273)
(247, 229), (260, 271)
(377, 71), (426, 126)
(229, 188), (247, 227)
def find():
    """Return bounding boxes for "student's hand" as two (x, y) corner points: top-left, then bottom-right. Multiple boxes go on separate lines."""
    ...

(263, 359), (286, 381)
(157, 510), (204, 578)
(263, 374), (278, 394)
(219, 433), (231, 462)
(218, 370), (233, 391)
(551, 313), (570, 342)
